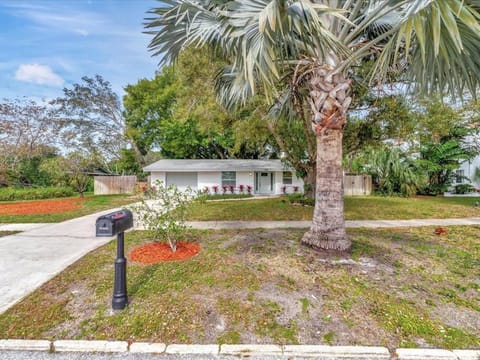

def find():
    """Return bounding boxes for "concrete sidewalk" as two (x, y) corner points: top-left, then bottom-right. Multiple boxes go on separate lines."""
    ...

(185, 217), (480, 229)
(0, 208), (122, 314)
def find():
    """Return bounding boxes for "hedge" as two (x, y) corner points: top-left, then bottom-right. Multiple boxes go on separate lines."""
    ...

(0, 187), (76, 201)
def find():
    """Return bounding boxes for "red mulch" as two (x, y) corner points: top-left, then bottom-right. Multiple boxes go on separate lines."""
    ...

(129, 242), (200, 264)
(434, 227), (448, 236)
(0, 198), (84, 215)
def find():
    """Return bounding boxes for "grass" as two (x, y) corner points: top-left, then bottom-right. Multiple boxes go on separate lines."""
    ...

(187, 195), (480, 221)
(0, 194), (137, 223)
(1, 226), (479, 348)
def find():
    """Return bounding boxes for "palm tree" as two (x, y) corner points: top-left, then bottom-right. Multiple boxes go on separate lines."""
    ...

(145, 0), (480, 252)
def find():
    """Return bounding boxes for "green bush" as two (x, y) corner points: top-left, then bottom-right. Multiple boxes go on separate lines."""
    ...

(0, 187), (76, 201)
(453, 184), (475, 195)
(286, 193), (314, 206)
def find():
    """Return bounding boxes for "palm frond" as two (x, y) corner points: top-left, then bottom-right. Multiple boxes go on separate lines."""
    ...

(371, 0), (480, 97)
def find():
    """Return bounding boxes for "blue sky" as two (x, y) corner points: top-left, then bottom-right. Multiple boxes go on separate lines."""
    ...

(0, 0), (161, 101)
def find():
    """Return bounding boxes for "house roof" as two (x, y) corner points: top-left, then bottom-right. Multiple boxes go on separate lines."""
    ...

(144, 159), (291, 172)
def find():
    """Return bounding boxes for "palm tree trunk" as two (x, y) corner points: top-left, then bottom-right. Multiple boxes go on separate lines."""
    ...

(303, 164), (316, 199)
(301, 129), (349, 251)
(301, 64), (351, 252)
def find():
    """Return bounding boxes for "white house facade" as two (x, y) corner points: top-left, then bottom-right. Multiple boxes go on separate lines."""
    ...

(143, 159), (304, 195)
(452, 158), (480, 190)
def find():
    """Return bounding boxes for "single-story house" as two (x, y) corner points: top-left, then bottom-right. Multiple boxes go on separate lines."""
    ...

(143, 159), (304, 195)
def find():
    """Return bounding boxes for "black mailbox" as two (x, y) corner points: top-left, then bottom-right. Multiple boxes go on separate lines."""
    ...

(96, 209), (133, 310)
(96, 210), (133, 237)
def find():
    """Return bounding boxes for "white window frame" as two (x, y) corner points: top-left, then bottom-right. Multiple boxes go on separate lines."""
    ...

(282, 171), (293, 185)
(455, 169), (465, 184)
(221, 171), (236, 187)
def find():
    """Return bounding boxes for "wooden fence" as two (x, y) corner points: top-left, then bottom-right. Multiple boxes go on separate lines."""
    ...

(344, 175), (372, 196)
(94, 176), (137, 195)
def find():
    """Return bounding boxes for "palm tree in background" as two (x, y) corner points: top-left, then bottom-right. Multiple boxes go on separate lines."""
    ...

(146, 0), (480, 252)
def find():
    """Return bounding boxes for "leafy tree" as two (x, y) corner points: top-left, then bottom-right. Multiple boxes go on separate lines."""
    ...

(146, 0), (480, 252)
(52, 75), (143, 168)
(53, 152), (100, 197)
(39, 156), (71, 188)
(355, 147), (426, 197)
(0, 99), (61, 186)
(124, 48), (275, 160)
(418, 129), (478, 195)
(109, 149), (144, 175)
(123, 67), (177, 156)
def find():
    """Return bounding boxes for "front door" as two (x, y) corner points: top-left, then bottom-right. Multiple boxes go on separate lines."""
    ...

(255, 172), (273, 194)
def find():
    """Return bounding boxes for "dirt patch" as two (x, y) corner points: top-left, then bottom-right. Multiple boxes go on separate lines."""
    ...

(44, 284), (98, 339)
(430, 303), (480, 335)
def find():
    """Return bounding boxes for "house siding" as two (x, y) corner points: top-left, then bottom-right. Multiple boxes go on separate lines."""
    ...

(198, 172), (221, 191)
(151, 171), (166, 185)
(149, 169), (304, 195)
(274, 171), (304, 194)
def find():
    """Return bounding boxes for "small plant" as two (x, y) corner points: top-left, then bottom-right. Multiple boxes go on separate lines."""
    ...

(246, 185), (252, 194)
(454, 183), (475, 194)
(281, 185), (287, 194)
(293, 185), (299, 193)
(222, 185), (228, 194)
(202, 186), (209, 194)
(131, 180), (194, 252)
(239, 184), (245, 193)
(229, 185), (235, 194)
(212, 185), (218, 194)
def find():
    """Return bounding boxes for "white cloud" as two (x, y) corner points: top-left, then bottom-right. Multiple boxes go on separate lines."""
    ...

(15, 64), (64, 87)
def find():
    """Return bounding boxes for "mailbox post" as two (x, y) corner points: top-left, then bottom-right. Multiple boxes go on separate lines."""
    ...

(96, 209), (133, 310)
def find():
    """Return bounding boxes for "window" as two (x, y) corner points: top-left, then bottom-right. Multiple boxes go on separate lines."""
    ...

(282, 171), (293, 185)
(221, 171), (236, 187)
(455, 169), (465, 183)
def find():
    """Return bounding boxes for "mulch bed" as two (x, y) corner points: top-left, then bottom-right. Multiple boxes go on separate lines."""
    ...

(129, 241), (200, 264)
(0, 198), (84, 215)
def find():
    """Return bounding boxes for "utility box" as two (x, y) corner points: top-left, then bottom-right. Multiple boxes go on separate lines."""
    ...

(96, 210), (133, 237)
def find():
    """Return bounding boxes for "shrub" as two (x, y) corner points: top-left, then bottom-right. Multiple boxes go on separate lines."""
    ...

(454, 184), (475, 194)
(212, 185), (218, 194)
(0, 187), (76, 201)
(246, 185), (252, 194)
(130, 180), (195, 252)
(202, 194), (253, 200)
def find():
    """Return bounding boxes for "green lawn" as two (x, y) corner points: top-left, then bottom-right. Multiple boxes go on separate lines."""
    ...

(187, 196), (480, 221)
(0, 194), (137, 223)
(1, 226), (478, 348)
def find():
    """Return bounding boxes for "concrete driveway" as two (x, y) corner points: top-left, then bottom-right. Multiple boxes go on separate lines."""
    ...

(0, 209), (122, 314)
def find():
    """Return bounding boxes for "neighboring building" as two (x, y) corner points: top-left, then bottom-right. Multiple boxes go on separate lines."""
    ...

(452, 158), (480, 189)
(143, 159), (303, 195)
